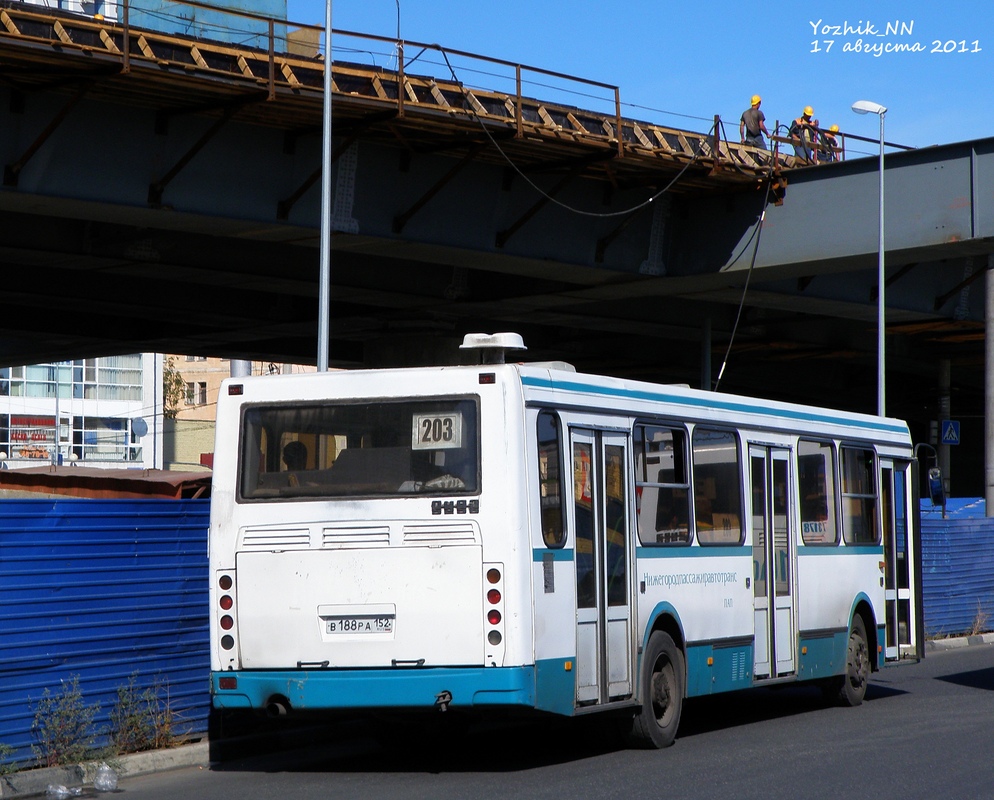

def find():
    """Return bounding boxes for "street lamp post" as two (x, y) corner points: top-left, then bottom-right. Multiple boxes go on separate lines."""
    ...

(851, 99), (887, 417)
(317, 0), (334, 372)
(317, 1), (401, 372)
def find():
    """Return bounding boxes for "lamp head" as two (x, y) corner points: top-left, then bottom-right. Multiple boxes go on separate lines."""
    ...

(851, 100), (887, 116)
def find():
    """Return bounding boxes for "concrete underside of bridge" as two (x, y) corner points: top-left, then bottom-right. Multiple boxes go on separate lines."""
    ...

(0, 4), (990, 494)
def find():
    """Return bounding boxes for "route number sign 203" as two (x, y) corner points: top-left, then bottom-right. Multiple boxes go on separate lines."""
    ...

(412, 412), (463, 450)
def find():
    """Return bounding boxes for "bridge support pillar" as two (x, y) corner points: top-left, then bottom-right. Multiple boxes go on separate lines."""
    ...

(701, 317), (712, 391)
(939, 359), (952, 496)
(986, 256), (994, 514)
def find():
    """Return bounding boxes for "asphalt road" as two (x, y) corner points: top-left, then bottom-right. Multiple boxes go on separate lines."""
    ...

(119, 643), (994, 800)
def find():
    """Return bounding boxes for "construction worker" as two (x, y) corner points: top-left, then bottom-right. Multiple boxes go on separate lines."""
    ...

(739, 94), (770, 150)
(821, 124), (841, 162)
(789, 106), (817, 163)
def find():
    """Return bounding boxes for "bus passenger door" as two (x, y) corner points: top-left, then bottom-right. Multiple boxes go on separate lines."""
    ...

(751, 446), (796, 679)
(881, 459), (919, 660)
(571, 429), (633, 705)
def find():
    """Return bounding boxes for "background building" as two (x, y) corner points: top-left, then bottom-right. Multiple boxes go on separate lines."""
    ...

(0, 354), (163, 469)
(164, 356), (314, 470)
(0, 355), (316, 472)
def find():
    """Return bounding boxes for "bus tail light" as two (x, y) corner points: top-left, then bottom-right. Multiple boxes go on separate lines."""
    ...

(216, 572), (238, 659)
(483, 563), (505, 665)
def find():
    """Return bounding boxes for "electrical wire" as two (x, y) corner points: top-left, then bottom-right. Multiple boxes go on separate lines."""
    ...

(712, 176), (775, 392)
(437, 47), (721, 220)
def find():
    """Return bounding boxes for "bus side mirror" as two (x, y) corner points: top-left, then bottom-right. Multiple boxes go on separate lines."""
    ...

(927, 467), (945, 507)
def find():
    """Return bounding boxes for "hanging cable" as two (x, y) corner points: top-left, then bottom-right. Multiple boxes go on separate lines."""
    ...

(712, 176), (775, 392)
(437, 47), (720, 219)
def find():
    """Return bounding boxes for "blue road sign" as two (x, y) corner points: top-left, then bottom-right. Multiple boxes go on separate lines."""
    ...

(940, 420), (961, 446)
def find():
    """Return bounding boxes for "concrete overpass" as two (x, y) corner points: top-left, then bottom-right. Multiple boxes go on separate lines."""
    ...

(0, 1), (991, 493)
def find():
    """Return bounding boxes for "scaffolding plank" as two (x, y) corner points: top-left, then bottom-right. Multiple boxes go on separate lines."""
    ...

(53, 21), (72, 45)
(98, 28), (120, 54)
(280, 61), (300, 86)
(0, 10), (19, 35)
(429, 82), (450, 108)
(632, 123), (652, 148)
(136, 34), (155, 59)
(190, 45), (209, 70)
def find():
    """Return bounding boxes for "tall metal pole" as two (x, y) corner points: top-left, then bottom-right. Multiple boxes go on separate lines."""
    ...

(52, 362), (60, 465)
(986, 257), (994, 514)
(876, 110), (886, 417)
(852, 100), (888, 417)
(317, 0), (333, 372)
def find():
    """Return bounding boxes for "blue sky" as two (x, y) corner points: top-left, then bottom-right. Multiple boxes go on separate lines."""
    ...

(284, 0), (992, 155)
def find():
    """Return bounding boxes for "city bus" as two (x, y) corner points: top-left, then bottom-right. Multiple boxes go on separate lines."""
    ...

(209, 333), (923, 748)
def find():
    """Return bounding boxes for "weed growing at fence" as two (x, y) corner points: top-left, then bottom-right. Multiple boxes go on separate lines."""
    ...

(109, 673), (178, 753)
(31, 675), (100, 767)
(0, 742), (15, 775)
(970, 599), (990, 636)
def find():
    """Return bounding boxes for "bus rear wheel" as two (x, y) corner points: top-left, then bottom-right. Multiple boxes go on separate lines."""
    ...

(628, 631), (683, 749)
(830, 615), (869, 707)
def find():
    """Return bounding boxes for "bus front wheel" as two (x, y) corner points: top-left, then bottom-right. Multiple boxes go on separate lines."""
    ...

(830, 615), (869, 707)
(629, 631), (683, 748)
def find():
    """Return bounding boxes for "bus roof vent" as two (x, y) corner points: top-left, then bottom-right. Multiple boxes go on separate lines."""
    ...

(530, 361), (576, 372)
(460, 332), (527, 364)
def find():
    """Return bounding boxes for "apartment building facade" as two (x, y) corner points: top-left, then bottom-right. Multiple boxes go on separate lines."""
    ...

(0, 354), (163, 469)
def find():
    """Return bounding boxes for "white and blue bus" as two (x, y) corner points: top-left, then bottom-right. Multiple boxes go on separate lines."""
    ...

(209, 333), (923, 747)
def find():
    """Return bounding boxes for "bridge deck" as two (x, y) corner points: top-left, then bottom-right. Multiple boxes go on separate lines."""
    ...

(0, 1), (788, 193)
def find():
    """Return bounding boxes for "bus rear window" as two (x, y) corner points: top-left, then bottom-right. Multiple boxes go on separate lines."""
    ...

(239, 398), (479, 500)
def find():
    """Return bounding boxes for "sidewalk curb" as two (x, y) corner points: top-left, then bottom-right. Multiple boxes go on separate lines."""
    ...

(0, 740), (209, 798)
(925, 632), (994, 652)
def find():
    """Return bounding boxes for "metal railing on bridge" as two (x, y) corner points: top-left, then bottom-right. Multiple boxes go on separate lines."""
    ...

(1, 0), (791, 191)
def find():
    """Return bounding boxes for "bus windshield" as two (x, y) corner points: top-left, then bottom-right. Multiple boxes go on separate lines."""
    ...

(239, 396), (479, 500)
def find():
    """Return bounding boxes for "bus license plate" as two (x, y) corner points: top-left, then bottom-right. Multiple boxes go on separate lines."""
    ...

(326, 615), (394, 634)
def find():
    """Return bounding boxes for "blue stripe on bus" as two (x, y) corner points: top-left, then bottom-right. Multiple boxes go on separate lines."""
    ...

(636, 546), (747, 559)
(532, 548), (574, 562)
(798, 545), (883, 556)
(540, 545), (882, 560)
(212, 667), (536, 711)
(520, 375), (908, 435)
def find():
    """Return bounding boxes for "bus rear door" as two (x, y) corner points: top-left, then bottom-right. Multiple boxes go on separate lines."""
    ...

(571, 429), (634, 705)
(751, 445), (797, 679)
(881, 458), (922, 661)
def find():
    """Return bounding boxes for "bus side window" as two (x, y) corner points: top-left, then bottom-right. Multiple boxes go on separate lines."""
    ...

(692, 428), (744, 546)
(798, 440), (839, 545)
(841, 446), (879, 544)
(537, 411), (566, 548)
(634, 423), (691, 545)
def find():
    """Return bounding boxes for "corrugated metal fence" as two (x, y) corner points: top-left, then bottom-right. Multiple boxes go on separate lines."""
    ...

(0, 498), (991, 769)
(922, 510), (994, 638)
(0, 499), (209, 768)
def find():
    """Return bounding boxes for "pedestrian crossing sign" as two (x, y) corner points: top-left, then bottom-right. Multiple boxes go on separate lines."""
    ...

(940, 420), (960, 446)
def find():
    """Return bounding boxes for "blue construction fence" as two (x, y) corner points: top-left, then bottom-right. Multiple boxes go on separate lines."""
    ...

(0, 499), (209, 770)
(0, 496), (992, 769)
(921, 497), (994, 638)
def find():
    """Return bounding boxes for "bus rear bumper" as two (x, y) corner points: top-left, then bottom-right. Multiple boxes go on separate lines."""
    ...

(211, 665), (537, 711)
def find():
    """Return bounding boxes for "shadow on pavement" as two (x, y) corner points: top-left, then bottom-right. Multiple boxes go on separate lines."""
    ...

(936, 666), (994, 691)
(208, 678), (909, 775)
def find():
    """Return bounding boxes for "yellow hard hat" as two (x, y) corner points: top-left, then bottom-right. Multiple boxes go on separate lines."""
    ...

(830, 124), (839, 132)
(751, 95), (761, 106)
(803, 105), (814, 117)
